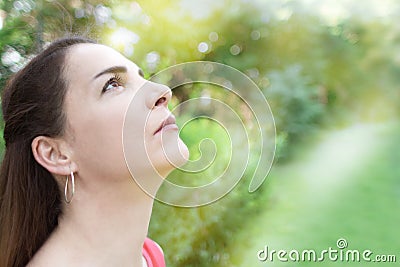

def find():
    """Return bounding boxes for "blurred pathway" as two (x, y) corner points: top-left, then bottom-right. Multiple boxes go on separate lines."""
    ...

(228, 122), (394, 267)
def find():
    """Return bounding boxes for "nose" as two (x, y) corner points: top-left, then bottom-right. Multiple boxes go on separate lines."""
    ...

(146, 82), (172, 109)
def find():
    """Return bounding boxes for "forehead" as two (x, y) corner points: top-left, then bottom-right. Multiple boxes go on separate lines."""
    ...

(65, 43), (138, 78)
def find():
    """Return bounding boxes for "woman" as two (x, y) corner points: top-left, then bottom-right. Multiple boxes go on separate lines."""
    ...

(0, 36), (189, 266)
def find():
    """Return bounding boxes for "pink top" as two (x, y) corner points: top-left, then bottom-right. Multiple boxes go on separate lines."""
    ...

(142, 238), (166, 267)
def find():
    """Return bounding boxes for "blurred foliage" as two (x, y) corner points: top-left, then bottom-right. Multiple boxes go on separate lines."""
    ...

(264, 64), (324, 141)
(0, 0), (399, 266)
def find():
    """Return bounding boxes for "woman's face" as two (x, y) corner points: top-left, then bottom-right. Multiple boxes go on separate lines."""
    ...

(63, 44), (188, 190)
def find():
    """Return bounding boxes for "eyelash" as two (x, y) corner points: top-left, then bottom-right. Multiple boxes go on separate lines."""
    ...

(102, 74), (124, 93)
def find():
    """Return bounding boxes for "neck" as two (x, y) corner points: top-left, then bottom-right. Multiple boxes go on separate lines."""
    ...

(40, 178), (155, 266)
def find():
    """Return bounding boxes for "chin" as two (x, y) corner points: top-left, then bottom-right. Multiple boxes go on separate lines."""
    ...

(155, 138), (189, 177)
(175, 138), (190, 167)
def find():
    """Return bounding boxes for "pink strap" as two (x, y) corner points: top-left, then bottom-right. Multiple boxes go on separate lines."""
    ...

(142, 237), (166, 267)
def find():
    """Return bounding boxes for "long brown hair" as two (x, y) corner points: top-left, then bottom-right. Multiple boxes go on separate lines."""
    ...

(0, 36), (95, 267)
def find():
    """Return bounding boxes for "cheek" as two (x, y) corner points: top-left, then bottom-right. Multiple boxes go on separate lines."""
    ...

(123, 105), (154, 178)
(69, 104), (129, 180)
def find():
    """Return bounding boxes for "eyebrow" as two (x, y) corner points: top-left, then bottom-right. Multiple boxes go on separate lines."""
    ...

(93, 65), (145, 79)
(94, 66), (128, 80)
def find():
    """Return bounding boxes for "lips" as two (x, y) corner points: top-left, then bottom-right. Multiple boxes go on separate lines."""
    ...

(154, 115), (177, 135)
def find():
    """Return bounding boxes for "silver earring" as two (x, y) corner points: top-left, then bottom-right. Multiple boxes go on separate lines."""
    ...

(64, 171), (75, 204)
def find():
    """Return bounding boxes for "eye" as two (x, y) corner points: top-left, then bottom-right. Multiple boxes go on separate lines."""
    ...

(102, 74), (124, 93)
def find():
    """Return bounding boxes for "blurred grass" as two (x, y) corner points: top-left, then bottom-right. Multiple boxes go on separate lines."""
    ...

(227, 121), (400, 267)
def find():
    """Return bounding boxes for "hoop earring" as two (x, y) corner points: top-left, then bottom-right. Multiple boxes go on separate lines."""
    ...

(64, 171), (75, 204)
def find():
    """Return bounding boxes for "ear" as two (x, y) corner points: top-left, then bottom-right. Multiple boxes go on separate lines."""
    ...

(31, 136), (74, 176)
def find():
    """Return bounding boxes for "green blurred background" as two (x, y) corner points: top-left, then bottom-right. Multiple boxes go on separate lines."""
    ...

(0, 0), (399, 266)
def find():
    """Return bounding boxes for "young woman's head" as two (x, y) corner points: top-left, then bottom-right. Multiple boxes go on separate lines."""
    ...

(0, 37), (188, 266)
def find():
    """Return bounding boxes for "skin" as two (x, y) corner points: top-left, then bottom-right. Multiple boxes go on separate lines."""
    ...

(28, 44), (189, 266)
